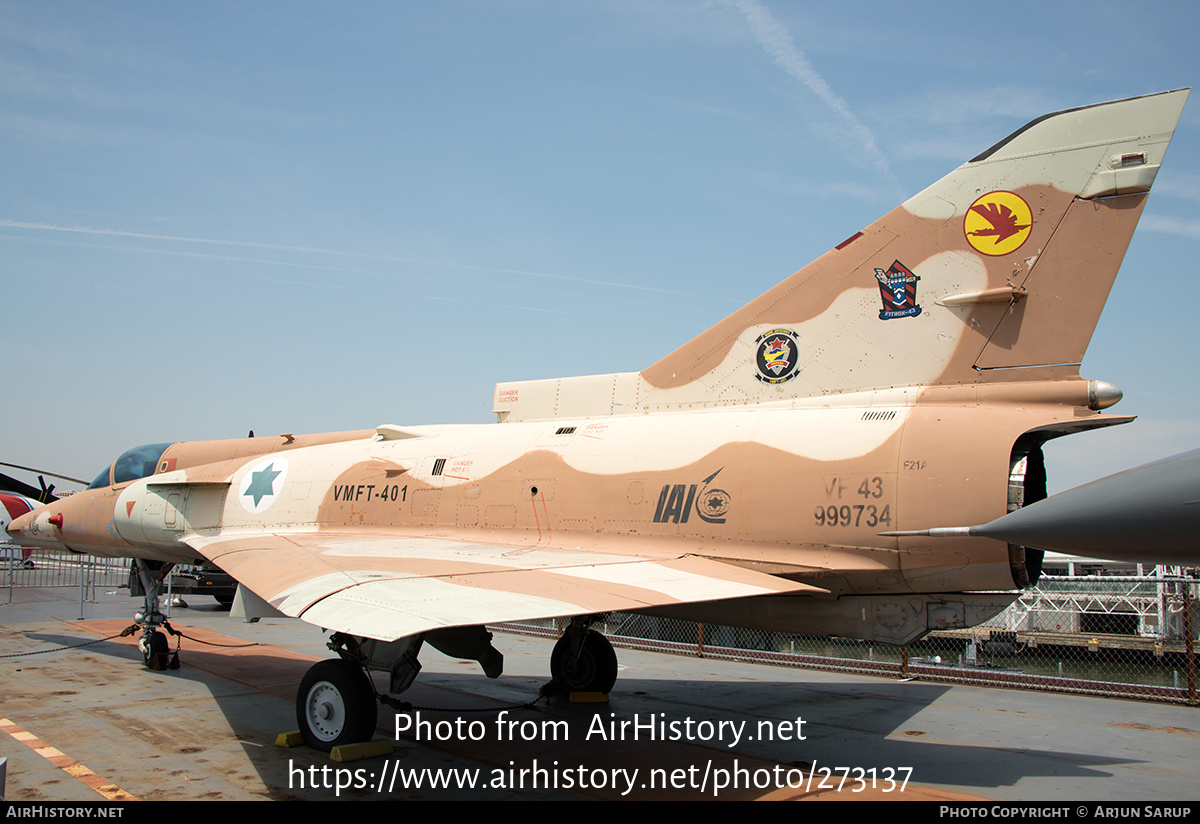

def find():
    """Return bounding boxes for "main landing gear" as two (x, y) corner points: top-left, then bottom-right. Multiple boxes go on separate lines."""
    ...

(295, 627), (504, 752)
(544, 618), (618, 696)
(297, 659), (378, 750)
(293, 619), (621, 750)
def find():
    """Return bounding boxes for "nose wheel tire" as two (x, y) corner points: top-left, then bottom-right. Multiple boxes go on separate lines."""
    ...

(297, 659), (379, 751)
(550, 629), (617, 694)
(140, 629), (176, 670)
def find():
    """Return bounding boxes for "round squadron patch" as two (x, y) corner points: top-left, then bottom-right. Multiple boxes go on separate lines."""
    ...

(754, 329), (801, 384)
(964, 191), (1032, 256)
(239, 457), (289, 514)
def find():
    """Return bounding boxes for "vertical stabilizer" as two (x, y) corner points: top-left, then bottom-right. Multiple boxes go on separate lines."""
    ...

(639, 90), (1188, 401)
(495, 90), (1187, 422)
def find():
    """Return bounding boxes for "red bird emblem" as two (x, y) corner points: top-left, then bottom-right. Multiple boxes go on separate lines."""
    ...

(967, 202), (1030, 245)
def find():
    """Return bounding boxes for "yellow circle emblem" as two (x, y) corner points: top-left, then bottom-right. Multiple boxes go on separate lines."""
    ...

(964, 191), (1032, 256)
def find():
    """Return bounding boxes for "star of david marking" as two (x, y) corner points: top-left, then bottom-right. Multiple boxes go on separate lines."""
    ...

(243, 462), (282, 506)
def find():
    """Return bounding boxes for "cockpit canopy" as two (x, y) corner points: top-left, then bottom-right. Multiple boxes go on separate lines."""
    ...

(87, 443), (176, 489)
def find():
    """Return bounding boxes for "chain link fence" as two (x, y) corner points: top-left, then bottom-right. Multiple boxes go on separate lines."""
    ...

(500, 566), (1198, 706)
(7, 546), (1196, 705)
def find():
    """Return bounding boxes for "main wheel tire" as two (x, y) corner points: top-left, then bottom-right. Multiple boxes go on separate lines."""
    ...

(550, 629), (618, 694)
(297, 659), (378, 751)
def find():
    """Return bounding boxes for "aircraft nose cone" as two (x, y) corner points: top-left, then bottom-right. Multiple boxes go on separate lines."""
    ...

(6, 508), (64, 550)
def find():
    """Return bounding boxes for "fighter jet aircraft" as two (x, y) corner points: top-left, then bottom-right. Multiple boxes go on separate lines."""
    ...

(7, 89), (1190, 751)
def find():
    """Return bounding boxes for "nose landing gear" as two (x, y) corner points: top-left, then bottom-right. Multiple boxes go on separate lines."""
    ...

(132, 559), (179, 671)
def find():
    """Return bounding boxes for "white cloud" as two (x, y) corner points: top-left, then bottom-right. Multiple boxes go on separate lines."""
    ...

(1139, 214), (1200, 241)
(1150, 171), (1200, 202)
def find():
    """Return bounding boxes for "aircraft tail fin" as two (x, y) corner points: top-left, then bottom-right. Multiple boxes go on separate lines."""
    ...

(494, 90), (1187, 422)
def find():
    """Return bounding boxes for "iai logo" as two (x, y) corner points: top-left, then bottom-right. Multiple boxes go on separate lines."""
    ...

(239, 457), (289, 514)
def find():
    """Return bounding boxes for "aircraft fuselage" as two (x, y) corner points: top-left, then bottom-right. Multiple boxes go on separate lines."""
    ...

(19, 379), (1123, 606)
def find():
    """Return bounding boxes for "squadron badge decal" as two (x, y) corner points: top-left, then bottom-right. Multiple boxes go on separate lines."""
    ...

(964, 191), (1032, 256)
(754, 329), (801, 384)
(875, 260), (922, 320)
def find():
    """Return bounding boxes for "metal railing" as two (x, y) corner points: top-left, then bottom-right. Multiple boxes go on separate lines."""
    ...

(3, 549), (130, 617)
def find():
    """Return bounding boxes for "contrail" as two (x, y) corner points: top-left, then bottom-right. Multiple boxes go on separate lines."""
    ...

(730, 0), (892, 176)
(0, 228), (715, 316)
(0, 219), (689, 296)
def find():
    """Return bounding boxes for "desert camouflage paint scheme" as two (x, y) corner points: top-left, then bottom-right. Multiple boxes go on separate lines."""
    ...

(888, 448), (1200, 565)
(8, 90), (1189, 654)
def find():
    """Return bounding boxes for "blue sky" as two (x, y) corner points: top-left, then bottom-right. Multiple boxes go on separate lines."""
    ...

(2, 1), (1197, 494)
